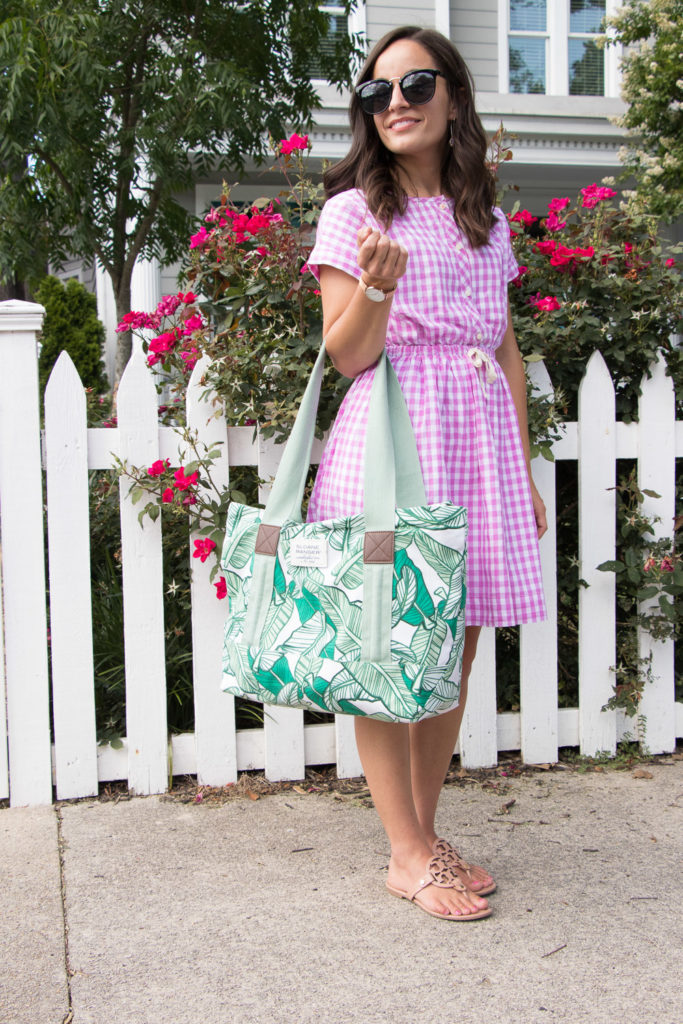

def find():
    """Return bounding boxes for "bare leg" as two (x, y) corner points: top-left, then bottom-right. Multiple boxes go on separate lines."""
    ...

(409, 626), (493, 888)
(354, 631), (489, 917)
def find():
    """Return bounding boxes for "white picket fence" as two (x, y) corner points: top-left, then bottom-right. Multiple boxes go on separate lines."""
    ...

(1, 299), (681, 806)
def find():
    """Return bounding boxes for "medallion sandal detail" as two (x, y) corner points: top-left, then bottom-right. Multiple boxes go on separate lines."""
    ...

(386, 855), (492, 921)
(432, 837), (496, 895)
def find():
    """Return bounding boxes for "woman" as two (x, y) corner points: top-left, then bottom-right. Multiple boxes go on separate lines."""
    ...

(306, 26), (547, 921)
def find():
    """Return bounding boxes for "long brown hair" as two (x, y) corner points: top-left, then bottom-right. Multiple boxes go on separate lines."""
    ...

(324, 26), (496, 248)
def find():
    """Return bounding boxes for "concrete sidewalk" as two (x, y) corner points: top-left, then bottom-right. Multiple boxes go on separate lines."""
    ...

(2, 762), (682, 1024)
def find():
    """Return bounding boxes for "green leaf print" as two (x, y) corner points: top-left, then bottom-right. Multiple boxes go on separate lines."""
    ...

(260, 590), (297, 648)
(294, 586), (323, 625)
(250, 650), (295, 696)
(414, 531), (465, 580)
(394, 548), (434, 622)
(439, 568), (465, 621)
(346, 659), (417, 719)
(396, 505), (467, 531)
(332, 546), (364, 590)
(273, 554), (286, 594)
(409, 617), (450, 676)
(314, 586), (362, 660)
(281, 612), (336, 662)
(222, 518), (259, 570)
(391, 564), (418, 626)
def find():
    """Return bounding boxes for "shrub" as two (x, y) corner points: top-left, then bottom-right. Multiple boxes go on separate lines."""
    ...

(35, 275), (108, 399)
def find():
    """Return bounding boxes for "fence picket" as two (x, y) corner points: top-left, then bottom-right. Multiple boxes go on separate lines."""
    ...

(186, 356), (237, 785)
(520, 359), (559, 764)
(0, 556), (8, 800)
(578, 351), (617, 757)
(117, 343), (168, 794)
(637, 356), (676, 753)
(258, 431), (305, 781)
(0, 301), (52, 806)
(45, 353), (99, 799)
(459, 628), (497, 768)
(334, 715), (363, 779)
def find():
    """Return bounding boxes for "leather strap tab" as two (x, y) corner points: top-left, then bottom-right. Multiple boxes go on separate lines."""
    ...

(363, 530), (394, 564)
(254, 523), (281, 557)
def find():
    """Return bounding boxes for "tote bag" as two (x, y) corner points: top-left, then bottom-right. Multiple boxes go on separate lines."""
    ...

(220, 344), (468, 723)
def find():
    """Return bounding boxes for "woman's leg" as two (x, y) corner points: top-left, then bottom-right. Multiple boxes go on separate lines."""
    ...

(354, 710), (488, 917)
(408, 626), (494, 888)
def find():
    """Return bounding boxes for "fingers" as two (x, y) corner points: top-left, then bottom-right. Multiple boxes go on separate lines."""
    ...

(357, 227), (408, 284)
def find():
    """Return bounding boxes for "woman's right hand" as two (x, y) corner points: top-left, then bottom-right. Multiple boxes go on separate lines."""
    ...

(356, 225), (408, 291)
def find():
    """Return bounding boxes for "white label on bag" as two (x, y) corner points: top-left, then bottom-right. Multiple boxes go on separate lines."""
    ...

(290, 537), (328, 567)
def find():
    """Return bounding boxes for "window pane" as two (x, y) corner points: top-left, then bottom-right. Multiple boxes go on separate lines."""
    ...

(569, 38), (604, 95)
(509, 37), (546, 93)
(510, 0), (547, 33)
(570, 0), (606, 35)
(309, 11), (348, 78)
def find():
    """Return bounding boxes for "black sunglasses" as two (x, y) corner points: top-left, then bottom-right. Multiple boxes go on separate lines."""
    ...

(356, 68), (446, 116)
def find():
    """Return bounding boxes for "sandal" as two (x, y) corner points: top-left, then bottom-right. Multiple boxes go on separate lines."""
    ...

(386, 854), (492, 921)
(432, 838), (497, 896)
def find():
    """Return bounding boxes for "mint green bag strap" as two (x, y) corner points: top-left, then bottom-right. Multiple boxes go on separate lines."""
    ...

(243, 343), (426, 656)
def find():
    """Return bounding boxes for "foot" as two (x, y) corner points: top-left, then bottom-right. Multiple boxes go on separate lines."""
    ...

(387, 847), (490, 919)
(432, 837), (496, 895)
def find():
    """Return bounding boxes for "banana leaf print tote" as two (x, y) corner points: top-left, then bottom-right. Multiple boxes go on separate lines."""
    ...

(220, 344), (468, 723)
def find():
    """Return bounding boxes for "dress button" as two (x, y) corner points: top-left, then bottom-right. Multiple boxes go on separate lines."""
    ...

(439, 201), (447, 210)
(476, 331), (483, 340)
(465, 287), (472, 296)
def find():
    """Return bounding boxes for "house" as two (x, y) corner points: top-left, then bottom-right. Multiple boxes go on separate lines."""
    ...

(91, 0), (627, 377)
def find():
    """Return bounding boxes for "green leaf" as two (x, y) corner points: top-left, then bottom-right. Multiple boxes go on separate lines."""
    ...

(597, 560), (625, 573)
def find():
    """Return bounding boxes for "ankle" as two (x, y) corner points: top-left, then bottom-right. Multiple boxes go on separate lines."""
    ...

(389, 837), (433, 869)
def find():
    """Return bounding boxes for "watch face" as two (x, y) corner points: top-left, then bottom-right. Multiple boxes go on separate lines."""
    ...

(365, 285), (386, 302)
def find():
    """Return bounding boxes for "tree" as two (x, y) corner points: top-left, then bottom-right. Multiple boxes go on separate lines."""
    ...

(605, 0), (683, 223)
(0, 0), (362, 380)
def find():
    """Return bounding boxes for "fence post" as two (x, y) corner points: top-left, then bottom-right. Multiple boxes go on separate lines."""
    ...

(117, 342), (168, 794)
(578, 350), (617, 757)
(520, 359), (559, 764)
(186, 356), (237, 785)
(258, 431), (305, 781)
(45, 352), (99, 799)
(0, 300), (52, 805)
(459, 628), (497, 768)
(637, 355), (676, 753)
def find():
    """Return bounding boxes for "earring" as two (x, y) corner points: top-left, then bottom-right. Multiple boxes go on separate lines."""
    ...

(449, 119), (456, 148)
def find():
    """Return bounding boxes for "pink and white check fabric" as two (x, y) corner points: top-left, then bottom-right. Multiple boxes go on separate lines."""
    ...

(307, 189), (546, 626)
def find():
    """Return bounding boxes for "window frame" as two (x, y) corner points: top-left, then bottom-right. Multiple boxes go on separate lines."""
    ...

(310, 2), (367, 84)
(498, 0), (622, 98)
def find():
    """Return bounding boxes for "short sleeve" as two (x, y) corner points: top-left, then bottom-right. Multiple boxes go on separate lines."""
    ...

(307, 189), (374, 283)
(493, 207), (519, 284)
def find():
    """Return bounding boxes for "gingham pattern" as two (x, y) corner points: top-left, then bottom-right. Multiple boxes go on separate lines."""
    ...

(307, 189), (546, 626)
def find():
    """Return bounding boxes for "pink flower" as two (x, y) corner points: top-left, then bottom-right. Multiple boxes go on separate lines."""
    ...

(155, 294), (182, 317)
(193, 537), (217, 563)
(182, 494), (197, 506)
(581, 183), (617, 209)
(181, 347), (199, 371)
(510, 209), (537, 227)
(116, 311), (160, 333)
(279, 132), (309, 155)
(162, 487), (175, 503)
(661, 557), (674, 572)
(174, 466), (199, 491)
(548, 197), (570, 213)
(246, 213), (271, 235)
(256, 246), (269, 257)
(546, 211), (566, 231)
(533, 295), (561, 312)
(148, 330), (178, 358)
(147, 459), (169, 477)
(214, 576), (227, 600)
(190, 226), (210, 249)
(179, 291), (197, 304)
(665, 258), (676, 268)
(182, 313), (204, 334)
(535, 239), (557, 256)
(512, 266), (528, 287)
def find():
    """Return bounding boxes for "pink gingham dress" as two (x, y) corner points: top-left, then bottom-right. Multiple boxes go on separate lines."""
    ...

(307, 188), (546, 626)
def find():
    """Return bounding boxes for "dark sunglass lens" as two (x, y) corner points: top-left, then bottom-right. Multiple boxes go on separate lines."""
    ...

(359, 80), (392, 114)
(402, 71), (437, 104)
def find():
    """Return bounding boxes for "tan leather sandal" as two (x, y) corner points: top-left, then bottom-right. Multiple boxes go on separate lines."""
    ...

(432, 838), (497, 896)
(386, 854), (492, 921)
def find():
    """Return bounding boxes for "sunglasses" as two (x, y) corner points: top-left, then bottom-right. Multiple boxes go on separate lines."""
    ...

(356, 68), (446, 116)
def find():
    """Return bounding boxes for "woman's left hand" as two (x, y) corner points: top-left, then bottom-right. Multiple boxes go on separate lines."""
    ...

(530, 481), (548, 539)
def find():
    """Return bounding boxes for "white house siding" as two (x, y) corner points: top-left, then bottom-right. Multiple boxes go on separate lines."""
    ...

(365, 0), (435, 47)
(450, 2), (499, 94)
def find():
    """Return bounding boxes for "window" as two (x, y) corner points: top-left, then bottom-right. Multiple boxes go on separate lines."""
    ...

(502, 0), (619, 97)
(309, 5), (350, 80)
